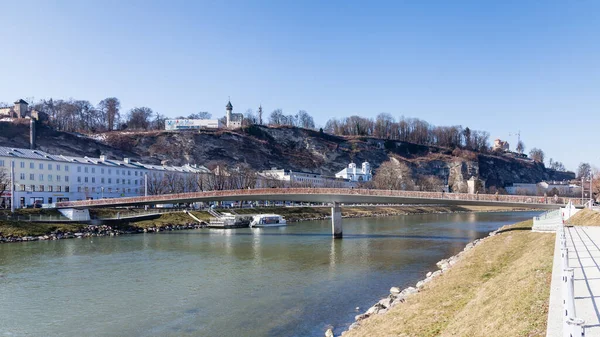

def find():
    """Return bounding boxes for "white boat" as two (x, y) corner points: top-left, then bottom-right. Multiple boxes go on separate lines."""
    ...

(250, 214), (287, 227)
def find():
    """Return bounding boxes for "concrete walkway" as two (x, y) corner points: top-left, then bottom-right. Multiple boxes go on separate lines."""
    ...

(547, 226), (600, 337)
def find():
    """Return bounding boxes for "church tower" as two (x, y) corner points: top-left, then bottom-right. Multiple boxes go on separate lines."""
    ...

(226, 100), (233, 127)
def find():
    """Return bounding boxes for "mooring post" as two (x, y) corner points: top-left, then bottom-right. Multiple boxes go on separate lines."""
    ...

(331, 201), (342, 239)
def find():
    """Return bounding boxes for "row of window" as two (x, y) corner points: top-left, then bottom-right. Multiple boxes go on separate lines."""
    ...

(75, 177), (143, 185)
(1, 160), (151, 177)
(15, 185), (140, 194)
(17, 185), (70, 192)
(19, 173), (69, 182)
(16, 174), (145, 186)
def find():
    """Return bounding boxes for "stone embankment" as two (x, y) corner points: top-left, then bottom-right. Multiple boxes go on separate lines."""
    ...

(0, 223), (207, 243)
(335, 227), (501, 336)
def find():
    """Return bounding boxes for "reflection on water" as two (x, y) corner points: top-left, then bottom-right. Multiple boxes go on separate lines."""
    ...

(0, 211), (539, 337)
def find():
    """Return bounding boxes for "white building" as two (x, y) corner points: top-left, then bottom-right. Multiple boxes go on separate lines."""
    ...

(505, 181), (581, 196)
(257, 168), (353, 188)
(0, 146), (210, 208)
(225, 101), (243, 129)
(165, 119), (222, 130)
(335, 162), (372, 183)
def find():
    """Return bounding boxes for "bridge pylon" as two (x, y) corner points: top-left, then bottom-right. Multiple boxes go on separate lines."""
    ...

(331, 202), (342, 239)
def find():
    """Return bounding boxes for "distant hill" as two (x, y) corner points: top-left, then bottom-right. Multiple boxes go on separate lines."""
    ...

(0, 122), (574, 191)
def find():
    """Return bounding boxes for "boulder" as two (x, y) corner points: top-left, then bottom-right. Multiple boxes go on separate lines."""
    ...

(365, 305), (380, 315)
(391, 296), (406, 307)
(378, 297), (392, 309)
(426, 271), (432, 278)
(325, 328), (334, 337)
(355, 313), (369, 321)
(390, 287), (401, 296)
(401, 287), (418, 296)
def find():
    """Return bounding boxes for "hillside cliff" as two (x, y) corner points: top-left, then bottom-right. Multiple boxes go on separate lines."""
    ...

(0, 122), (574, 190)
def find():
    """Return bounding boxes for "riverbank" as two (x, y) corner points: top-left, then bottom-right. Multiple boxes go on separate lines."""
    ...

(231, 204), (534, 222)
(0, 205), (533, 243)
(340, 219), (553, 337)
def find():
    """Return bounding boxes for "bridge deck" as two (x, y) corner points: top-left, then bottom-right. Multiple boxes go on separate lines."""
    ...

(52, 188), (577, 209)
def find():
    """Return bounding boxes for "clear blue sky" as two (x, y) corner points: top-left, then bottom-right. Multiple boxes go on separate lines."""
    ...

(0, 0), (598, 172)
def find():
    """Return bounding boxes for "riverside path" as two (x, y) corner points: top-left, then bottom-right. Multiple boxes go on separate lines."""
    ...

(548, 225), (600, 337)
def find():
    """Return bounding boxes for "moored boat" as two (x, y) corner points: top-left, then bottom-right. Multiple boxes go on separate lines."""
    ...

(250, 214), (287, 227)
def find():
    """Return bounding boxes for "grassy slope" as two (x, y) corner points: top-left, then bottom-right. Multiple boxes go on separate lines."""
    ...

(568, 209), (600, 226)
(0, 221), (86, 237)
(344, 220), (554, 337)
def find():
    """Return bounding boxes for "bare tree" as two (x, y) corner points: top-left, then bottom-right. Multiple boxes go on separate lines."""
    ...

(98, 97), (121, 131)
(188, 112), (212, 119)
(269, 109), (285, 125)
(126, 107), (154, 130)
(147, 172), (167, 195)
(529, 148), (544, 163)
(297, 110), (315, 129)
(416, 175), (444, 191)
(373, 158), (414, 190)
(0, 167), (9, 208)
(516, 140), (525, 154)
(577, 162), (592, 179)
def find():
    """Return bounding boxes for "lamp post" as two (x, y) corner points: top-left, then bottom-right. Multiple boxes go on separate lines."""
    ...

(101, 186), (104, 199)
(591, 172), (594, 210)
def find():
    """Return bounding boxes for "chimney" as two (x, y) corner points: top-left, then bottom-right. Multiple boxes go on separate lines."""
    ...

(29, 118), (36, 149)
(124, 158), (130, 164)
(99, 155), (106, 162)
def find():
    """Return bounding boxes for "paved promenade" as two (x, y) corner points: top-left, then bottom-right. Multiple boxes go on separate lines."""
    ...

(548, 226), (600, 337)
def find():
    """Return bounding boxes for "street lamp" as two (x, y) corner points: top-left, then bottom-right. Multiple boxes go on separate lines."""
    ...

(101, 186), (104, 199)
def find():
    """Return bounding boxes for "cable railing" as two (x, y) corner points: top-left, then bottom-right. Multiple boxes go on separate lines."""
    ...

(53, 188), (585, 209)
(559, 225), (585, 336)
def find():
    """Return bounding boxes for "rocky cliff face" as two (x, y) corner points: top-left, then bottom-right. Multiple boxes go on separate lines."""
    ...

(0, 122), (574, 190)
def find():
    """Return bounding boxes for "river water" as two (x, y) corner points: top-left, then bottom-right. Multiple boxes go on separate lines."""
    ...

(0, 211), (539, 337)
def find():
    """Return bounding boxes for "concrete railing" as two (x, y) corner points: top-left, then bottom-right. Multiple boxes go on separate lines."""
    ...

(559, 225), (585, 336)
(52, 188), (584, 209)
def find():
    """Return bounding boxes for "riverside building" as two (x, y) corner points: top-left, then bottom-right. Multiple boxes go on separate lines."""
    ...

(0, 146), (209, 209)
(335, 162), (373, 183)
(257, 168), (354, 188)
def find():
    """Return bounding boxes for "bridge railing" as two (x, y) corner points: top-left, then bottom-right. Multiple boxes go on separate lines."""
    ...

(53, 187), (582, 209)
(97, 208), (182, 220)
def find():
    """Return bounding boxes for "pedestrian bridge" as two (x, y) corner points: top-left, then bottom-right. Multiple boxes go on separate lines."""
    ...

(53, 188), (576, 238)
(54, 188), (571, 210)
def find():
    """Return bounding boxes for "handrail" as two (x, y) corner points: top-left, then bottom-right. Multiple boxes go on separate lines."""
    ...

(559, 225), (585, 336)
(53, 187), (582, 209)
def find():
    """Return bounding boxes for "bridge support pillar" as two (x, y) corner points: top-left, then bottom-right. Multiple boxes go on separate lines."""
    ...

(331, 202), (342, 239)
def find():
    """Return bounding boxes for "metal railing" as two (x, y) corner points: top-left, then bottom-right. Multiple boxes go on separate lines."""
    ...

(52, 188), (585, 209)
(97, 208), (182, 220)
(0, 214), (72, 222)
(559, 225), (585, 336)
(534, 209), (562, 221)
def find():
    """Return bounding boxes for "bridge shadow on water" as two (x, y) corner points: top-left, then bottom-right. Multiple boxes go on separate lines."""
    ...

(162, 231), (474, 242)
